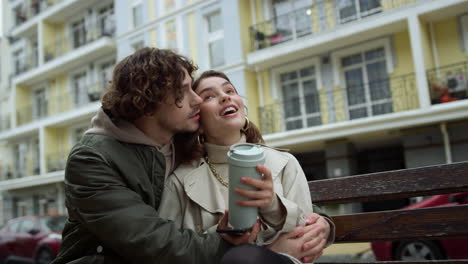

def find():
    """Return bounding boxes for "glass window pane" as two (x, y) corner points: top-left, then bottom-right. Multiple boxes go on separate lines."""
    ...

(282, 82), (300, 118)
(345, 68), (365, 105)
(341, 53), (362, 67)
(307, 116), (321, 127)
(337, 0), (357, 22)
(207, 12), (222, 33)
(364, 47), (385, 61)
(349, 107), (367, 119)
(303, 80), (320, 114)
(209, 39), (225, 67)
(359, 0), (381, 12)
(280, 71), (298, 82)
(366, 61), (390, 101)
(286, 120), (303, 130)
(372, 102), (393, 115)
(300, 66), (315, 78)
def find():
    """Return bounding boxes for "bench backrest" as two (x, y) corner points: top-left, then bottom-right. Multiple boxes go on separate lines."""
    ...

(309, 161), (468, 264)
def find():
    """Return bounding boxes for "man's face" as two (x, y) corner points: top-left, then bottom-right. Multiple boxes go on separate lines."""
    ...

(154, 68), (202, 134)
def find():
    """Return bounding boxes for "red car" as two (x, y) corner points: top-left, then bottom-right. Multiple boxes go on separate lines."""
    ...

(0, 215), (66, 264)
(371, 193), (468, 261)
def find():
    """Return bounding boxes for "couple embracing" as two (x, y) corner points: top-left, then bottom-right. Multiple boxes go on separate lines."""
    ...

(52, 47), (335, 264)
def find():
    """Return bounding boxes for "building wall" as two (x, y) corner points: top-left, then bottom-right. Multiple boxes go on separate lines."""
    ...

(434, 17), (468, 66)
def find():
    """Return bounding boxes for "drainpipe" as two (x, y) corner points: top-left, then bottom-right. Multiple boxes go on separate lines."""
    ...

(440, 123), (452, 164)
(429, 22), (440, 79)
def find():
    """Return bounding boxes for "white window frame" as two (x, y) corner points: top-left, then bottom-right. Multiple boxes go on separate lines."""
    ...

(68, 15), (88, 49)
(271, 58), (322, 131)
(132, 0), (144, 28)
(332, 38), (394, 120)
(460, 14), (468, 54)
(205, 10), (225, 68)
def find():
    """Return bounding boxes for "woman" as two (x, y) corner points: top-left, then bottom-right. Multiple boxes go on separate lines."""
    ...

(159, 70), (334, 263)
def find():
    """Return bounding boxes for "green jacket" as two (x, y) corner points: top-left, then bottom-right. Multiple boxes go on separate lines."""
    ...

(52, 134), (231, 264)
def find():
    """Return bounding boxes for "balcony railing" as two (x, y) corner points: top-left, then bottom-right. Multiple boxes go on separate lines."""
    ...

(250, 0), (417, 51)
(0, 155), (39, 180)
(427, 60), (468, 105)
(16, 81), (106, 126)
(46, 152), (68, 173)
(13, 0), (63, 27)
(44, 17), (115, 62)
(13, 48), (39, 76)
(258, 73), (417, 134)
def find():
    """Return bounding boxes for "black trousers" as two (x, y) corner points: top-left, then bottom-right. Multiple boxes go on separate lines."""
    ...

(221, 244), (294, 264)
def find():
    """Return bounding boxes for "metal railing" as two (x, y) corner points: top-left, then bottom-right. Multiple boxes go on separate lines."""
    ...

(426, 60), (468, 105)
(0, 155), (39, 180)
(44, 17), (115, 62)
(13, 0), (63, 27)
(250, 0), (417, 51)
(16, 81), (106, 126)
(258, 73), (417, 134)
(46, 152), (68, 173)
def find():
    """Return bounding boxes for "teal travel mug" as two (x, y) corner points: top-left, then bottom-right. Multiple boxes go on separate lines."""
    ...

(227, 143), (265, 230)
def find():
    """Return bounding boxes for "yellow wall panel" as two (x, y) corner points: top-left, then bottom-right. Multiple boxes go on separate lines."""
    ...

(149, 29), (157, 47)
(419, 19), (434, 69)
(148, 0), (155, 20)
(187, 12), (198, 65)
(333, 85), (346, 122)
(16, 85), (31, 125)
(433, 17), (468, 66)
(244, 70), (260, 127)
(319, 87), (329, 125)
(238, 0), (253, 56)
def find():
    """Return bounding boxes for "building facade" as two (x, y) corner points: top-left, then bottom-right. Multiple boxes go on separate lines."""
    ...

(0, 0), (467, 224)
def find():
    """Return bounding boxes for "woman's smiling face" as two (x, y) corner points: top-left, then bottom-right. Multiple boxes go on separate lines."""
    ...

(194, 76), (245, 143)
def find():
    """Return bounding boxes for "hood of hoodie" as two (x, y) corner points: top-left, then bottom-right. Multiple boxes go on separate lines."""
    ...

(85, 108), (175, 177)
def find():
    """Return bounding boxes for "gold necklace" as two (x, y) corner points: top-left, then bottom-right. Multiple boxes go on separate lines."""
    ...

(205, 156), (229, 187)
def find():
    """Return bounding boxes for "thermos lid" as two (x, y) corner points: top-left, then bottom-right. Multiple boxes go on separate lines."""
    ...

(227, 143), (265, 167)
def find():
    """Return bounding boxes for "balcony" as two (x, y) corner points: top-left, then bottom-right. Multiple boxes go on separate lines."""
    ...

(250, 0), (415, 51)
(427, 60), (468, 105)
(0, 155), (39, 181)
(12, 0), (63, 28)
(16, 81), (105, 126)
(44, 18), (115, 63)
(259, 73), (417, 134)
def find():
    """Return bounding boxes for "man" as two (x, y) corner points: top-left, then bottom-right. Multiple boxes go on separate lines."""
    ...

(52, 48), (256, 264)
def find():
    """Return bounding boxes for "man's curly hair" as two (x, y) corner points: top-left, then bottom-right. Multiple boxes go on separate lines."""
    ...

(102, 47), (197, 121)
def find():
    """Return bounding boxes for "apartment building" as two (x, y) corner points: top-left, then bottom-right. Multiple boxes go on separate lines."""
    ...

(1, 0), (467, 224)
(246, 0), (468, 213)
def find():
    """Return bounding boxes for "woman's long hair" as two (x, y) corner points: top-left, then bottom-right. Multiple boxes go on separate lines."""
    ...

(174, 70), (264, 166)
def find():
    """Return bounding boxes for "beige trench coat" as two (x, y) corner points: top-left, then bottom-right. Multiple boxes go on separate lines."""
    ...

(158, 147), (313, 245)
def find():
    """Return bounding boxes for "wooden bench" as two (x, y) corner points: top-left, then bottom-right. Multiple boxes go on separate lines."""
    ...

(309, 161), (468, 264)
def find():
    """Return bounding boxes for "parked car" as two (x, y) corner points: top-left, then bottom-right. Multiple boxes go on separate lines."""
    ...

(0, 215), (66, 264)
(371, 193), (468, 261)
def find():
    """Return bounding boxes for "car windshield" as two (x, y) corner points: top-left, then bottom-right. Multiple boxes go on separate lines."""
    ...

(39, 216), (66, 232)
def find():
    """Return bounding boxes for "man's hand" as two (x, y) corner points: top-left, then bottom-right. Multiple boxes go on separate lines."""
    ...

(217, 211), (260, 245)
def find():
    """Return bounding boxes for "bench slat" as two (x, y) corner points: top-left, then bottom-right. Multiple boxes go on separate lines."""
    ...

(309, 162), (468, 205)
(331, 204), (468, 243)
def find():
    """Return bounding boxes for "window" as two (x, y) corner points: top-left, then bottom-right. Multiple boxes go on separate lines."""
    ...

(206, 11), (224, 67)
(164, 0), (176, 13)
(98, 61), (115, 93)
(14, 143), (27, 178)
(72, 72), (88, 106)
(279, 65), (321, 131)
(461, 14), (468, 53)
(32, 87), (47, 120)
(341, 47), (392, 119)
(73, 126), (88, 144)
(336, 0), (382, 24)
(165, 19), (177, 50)
(13, 49), (25, 75)
(13, 4), (26, 26)
(71, 18), (87, 48)
(270, 0), (313, 43)
(98, 4), (115, 37)
(132, 0), (143, 28)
